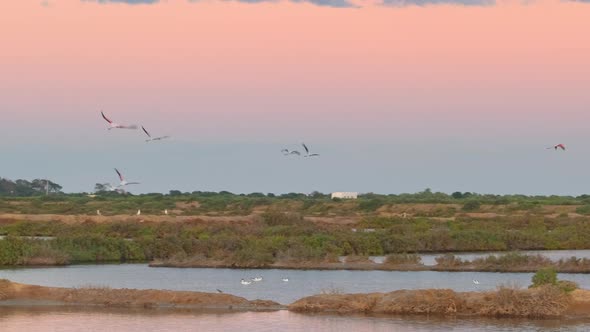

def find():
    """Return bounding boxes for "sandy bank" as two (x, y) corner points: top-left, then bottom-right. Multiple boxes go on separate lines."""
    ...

(149, 259), (590, 274)
(289, 287), (590, 319)
(149, 259), (427, 271)
(0, 279), (281, 311)
(2, 279), (590, 319)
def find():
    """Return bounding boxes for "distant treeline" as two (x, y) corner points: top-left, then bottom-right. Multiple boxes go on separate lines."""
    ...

(0, 178), (62, 197)
(2, 175), (590, 205)
(3, 183), (590, 215)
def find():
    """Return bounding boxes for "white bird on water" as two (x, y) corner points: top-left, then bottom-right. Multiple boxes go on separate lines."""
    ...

(241, 279), (252, 285)
(281, 278), (289, 282)
(114, 168), (140, 188)
(142, 126), (170, 142)
(473, 279), (480, 285)
(252, 277), (263, 282)
(301, 143), (319, 157)
(101, 111), (138, 130)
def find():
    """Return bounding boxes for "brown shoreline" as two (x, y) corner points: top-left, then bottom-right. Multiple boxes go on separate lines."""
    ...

(289, 287), (590, 319)
(0, 279), (282, 311)
(1, 279), (590, 319)
(148, 260), (590, 274)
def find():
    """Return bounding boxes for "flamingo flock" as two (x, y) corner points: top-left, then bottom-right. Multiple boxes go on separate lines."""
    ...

(100, 111), (568, 197)
(282, 143), (320, 158)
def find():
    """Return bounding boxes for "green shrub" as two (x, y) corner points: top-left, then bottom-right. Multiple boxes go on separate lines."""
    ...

(575, 205), (590, 215)
(384, 253), (422, 265)
(557, 280), (578, 293)
(531, 267), (557, 288)
(462, 200), (481, 211)
(435, 254), (466, 267)
(358, 198), (385, 212)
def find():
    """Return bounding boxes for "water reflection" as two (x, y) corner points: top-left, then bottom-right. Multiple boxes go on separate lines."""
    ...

(0, 307), (589, 332)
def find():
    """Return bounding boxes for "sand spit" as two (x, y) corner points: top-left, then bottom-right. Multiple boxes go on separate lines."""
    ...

(149, 259), (426, 271)
(0, 279), (281, 311)
(289, 288), (590, 319)
(149, 259), (590, 274)
(2, 279), (590, 319)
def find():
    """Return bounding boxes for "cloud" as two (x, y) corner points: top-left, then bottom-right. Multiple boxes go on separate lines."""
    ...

(86, 0), (160, 4)
(382, 0), (495, 6)
(214, 0), (356, 7)
(290, 0), (357, 7)
(91, 0), (355, 6)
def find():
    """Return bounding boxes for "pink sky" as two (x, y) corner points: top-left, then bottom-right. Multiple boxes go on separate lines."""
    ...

(2, 0), (590, 194)
(1, 0), (589, 141)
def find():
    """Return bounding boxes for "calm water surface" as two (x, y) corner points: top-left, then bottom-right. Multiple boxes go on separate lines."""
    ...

(0, 308), (589, 332)
(1, 264), (589, 305)
(2, 258), (590, 332)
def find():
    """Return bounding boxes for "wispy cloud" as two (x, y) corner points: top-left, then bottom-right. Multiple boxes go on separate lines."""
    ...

(86, 0), (160, 4)
(290, 0), (357, 7)
(382, 0), (495, 6)
(215, 0), (356, 7)
(94, 0), (360, 8)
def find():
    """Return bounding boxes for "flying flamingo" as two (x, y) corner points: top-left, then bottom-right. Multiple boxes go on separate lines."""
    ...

(101, 111), (138, 130)
(302, 143), (320, 157)
(547, 144), (566, 151)
(142, 126), (170, 142)
(114, 168), (140, 188)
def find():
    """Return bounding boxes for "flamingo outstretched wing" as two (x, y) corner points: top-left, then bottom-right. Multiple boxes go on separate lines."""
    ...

(302, 143), (309, 154)
(101, 111), (113, 124)
(142, 126), (151, 138)
(114, 168), (124, 182)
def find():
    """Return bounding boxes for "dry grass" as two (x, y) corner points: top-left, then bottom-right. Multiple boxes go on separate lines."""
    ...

(383, 253), (422, 266)
(479, 285), (570, 318)
(0, 279), (281, 310)
(290, 286), (577, 318)
(345, 256), (372, 264)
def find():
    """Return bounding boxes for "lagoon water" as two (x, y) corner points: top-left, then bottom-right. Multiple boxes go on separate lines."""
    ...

(0, 307), (589, 332)
(2, 259), (590, 331)
(1, 264), (590, 305)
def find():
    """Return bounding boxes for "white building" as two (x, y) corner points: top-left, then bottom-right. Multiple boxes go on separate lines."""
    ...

(331, 192), (358, 199)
